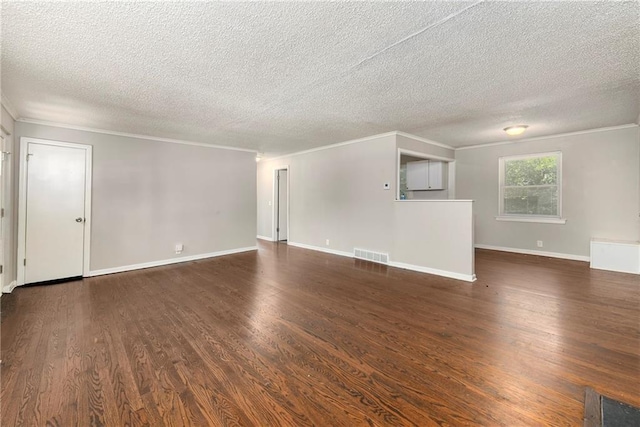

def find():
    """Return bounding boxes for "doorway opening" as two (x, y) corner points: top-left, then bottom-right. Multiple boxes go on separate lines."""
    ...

(397, 148), (455, 201)
(273, 167), (289, 243)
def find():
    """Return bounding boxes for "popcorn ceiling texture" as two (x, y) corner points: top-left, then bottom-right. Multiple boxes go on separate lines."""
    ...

(1, 1), (639, 154)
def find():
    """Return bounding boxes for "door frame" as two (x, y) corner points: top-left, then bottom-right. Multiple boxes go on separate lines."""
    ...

(1, 128), (14, 293)
(272, 166), (290, 242)
(17, 137), (93, 286)
(0, 134), (6, 291)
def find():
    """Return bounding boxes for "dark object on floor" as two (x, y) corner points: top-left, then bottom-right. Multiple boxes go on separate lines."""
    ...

(602, 397), (640, 427)
(584, 388), (640, 427)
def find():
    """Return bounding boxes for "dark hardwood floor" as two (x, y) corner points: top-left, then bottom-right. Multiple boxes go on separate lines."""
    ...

(1, 241), (639, 426)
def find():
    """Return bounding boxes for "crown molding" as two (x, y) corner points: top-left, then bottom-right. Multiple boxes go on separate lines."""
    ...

(264, 130), (453, 162)
(16, 118), (259, 153)
(455, 124), (639, 151)
(264, 131), (398, 161)
(1, 94), (19, 121)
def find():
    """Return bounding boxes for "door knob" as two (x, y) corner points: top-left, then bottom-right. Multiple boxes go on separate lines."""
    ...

(75, 217), (84, 223)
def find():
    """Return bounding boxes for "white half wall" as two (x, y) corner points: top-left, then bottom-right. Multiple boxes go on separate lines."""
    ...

(392, 200), (475, 281)
(15, 121), (257, 272)
(455, 126), (640, 258)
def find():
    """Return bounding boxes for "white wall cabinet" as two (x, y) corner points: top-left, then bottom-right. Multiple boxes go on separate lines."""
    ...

(406, 160), (444, 190)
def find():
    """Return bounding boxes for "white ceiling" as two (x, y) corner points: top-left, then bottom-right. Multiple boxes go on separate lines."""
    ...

(2, 1), (639, 155)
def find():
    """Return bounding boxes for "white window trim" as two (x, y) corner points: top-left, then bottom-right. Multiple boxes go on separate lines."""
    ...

(497, 151), (565, 224)
(495, 216), (567, 224)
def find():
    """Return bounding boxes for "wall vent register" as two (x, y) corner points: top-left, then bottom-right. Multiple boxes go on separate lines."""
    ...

(354, 248), (389, 265)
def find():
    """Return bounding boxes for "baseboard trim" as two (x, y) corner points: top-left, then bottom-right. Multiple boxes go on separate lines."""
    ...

(475, 244), (590, 262)
(389, 262), (476, 282)
(2, 280), (18, 294)
(257, 235), (274, 242)
(88, 246), (258, 277)
(287, 241), (353, 258)
(288, 241), (476, 282)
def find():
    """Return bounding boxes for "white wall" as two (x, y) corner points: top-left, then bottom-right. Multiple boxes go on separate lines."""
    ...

(455, 126), (640, 258)
(257, 132), (475, 281)
(15, 122), (257, 272)
(258, 134), (397, 252)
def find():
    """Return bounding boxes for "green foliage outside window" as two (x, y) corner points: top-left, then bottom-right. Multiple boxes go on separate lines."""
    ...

(505, 156), (557, 186)
(502, 154), (559, 216)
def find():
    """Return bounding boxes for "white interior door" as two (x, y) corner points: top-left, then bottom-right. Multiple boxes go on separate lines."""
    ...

(277, 169), (288, 241)
(24, 142), (87, 283)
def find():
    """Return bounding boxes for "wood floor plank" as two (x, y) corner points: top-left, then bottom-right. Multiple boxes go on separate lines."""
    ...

(2, 242), (639, 426)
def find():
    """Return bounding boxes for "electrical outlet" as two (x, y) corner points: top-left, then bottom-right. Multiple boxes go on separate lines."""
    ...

(175, 243), (184, 254)
(536, 240), (543, 248)
(326, 239), (330, 246)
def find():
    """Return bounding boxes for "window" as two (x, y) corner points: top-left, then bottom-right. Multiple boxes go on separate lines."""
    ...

(498, 152), (564, 223)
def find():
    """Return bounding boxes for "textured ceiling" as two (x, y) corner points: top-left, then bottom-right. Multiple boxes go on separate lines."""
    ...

(2, 1), (639, 154)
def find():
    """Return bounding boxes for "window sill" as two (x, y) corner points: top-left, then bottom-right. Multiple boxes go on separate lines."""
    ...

(495, 216), (567, 224)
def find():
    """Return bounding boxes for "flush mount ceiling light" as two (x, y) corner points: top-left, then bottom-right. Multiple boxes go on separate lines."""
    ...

(503, 125), (529, 136)
(255, 153), (263, 162)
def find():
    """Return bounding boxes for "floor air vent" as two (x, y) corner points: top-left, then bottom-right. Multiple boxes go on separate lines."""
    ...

(354, 248), (389, 265)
